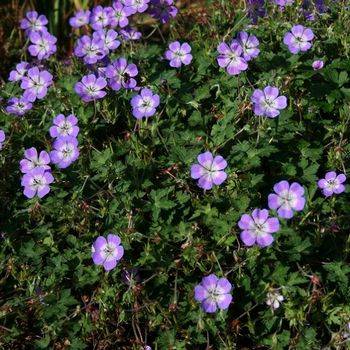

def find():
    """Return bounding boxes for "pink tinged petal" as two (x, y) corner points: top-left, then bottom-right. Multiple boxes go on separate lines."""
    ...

(325, 171), (337, 181)
(265, 218), (280, 233)
(268, 193), (281, 210)
(197, 151), (213, 169)
(181, 54), (192, 65)
(201, 298), (217, 313)
(264, 86), (279, 99)
(290, 182), (305, 196)
(165, 50), (174, 60)
(216, 293), (232, 310)
(23, 187), (37, 198)
(191, 164), (205, 179)
(252, 208), (268, 223)
(217, 42), (231, 54)
(333, 184), (345, 194)
(238, 214), (253, 230)
(25, 147), (38, 160)
(337, 174), (346, 183)
(273, 180), (290, 194)
(103, 258), (117, 271)
(201, 274), (218, 290)
(317, 179), (327, 189)
(93, 236), (107, 251)
(216, 278), (232, 294)
(107, 234), (121, 246)
(283, 33), (294, 46)
(240, 230), (256, 246)
(322, 188), (334, 197)
(251, 89), (264, 103)
(256, 233), (274, 247)
(303, 28), (314, 41)
(92, 251), (104, 265)
(211, 171), (227, 186)
(217, 56), (230, 68)
(181, 43), (191, 53)
(198, 174), (213, 190)
(274, 96), (287, 110)
(114, 246), (124, 261)
(170, 58), (182, 68)
(194, 285), (208, 302)
(299, 41), (312, 52)
(37, 186), (50, 198)
(291, 25), (305, 37)
(211, 156), (227, 171)
(169, 41), (180, 52)
(277, 205), (294, 219)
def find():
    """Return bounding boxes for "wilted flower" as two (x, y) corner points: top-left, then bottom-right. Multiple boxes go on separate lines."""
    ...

(246, 0), (266, 24)
(50, 136), (79, 169)
(69, 10), (91, 28)
(20, 147), (51, 174)
(194, 274), (233, 313)
(20, 11), (48, 35)
(120, 27), (142, 40)
(93, 29), (120, 53)
(238, 209), (280, 247)
(283, 25), (314, 54)
(217, 41), (248, 75)
(0, 130), (5, 150)
(268, 181), (306, 219)
(21, 167), (54, 199)
(149, 0), (178, 24)
(190, 151), (227, 190)
(21, 67), (53, 102)
(74, 74), (107, 102)
(317, 171), (346, 197)
(8, 62), (29, 82)
(90, 6), (110, 30)
(233, 32), (260, 61)
(5, 97), (33, 116)
(74, 35), (107, 64)
(49, 114), (79, 138)
(312, 60), (324, 70)
(266, 290), (284, 310)
(105, 58), (138, 91)
(251, 86), (287, 118)
(92, 234), (124, 271)
(165, 41), (193, 68)
(130, 88), (160, 119)
(28, 29), (57, 60)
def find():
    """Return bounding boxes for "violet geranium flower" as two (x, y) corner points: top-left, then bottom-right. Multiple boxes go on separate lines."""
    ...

(0, 130), (5, 150)
(165, 41), (193, 68)
(130, 88), (160, 119)
(149, 0), (178, 24)
(20, 147), (51, 174)
(20, 11), (48, 35)
(283, 25), (314, 54)
(120, 27), (142, 41)
(194, 274), (233, 313)
(108, 1), (133, 28)
(190, 151), (227, 190)
(5, 97), (33, 116)
(21, 167), (54, 199)
(317, 171), (346, 197)
(130, 0), (150, 13)
(69, 10), (91, 28)
(93, 29), (121, 53)
(74, 74), (107, 102)
(49, 114), (79, 138)
(92, 234), (124, 271)
(105, 58), (138, 91)
(28, 29), (57, 60)
(50, 136), (79, 169)
(74, 35), (107, 64)
(251, 86), (287, 118)
(90, 6), (111, 30)
(217, 41), (248, 75)
(8, 62), (29, 82)
(312, 60), (324, 70)
(268, 181), (306, 219)
(238, 209), (280, 247)
(233, 31), (260, 61)
(21, 67), (53, 102)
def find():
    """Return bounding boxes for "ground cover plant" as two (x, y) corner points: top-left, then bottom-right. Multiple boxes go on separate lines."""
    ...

(0, 0), (350, 349)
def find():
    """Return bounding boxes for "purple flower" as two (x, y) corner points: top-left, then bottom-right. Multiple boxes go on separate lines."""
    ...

(268, 181), (306, 219)
(20, 11), (48, 35)
(149, 0), (178, 24)
(130, 88), (160, 119)
(50, 136), (79, 169)
(283, 25), (314, 54)
(20, 67), (53, 102)
(93, 29), (121, 53)
(90, 6), (110, 30)
(318, 171), (346, 197)
(251, 86), (287, 118)
(120, 27), (142, 41)
(0, 130), (5, 150)
(246, 0), (266, 24)
(74, 35), (107, 64)
(234, 32), (260, 61)
(109, 2), (133, 28)
(238, 209), (280, 247)
(74, 74), (107, 102)
(20, 147), (51, 174)
(190, 151), (227, 190)
(312, 60), (324, 70)
(21, 167), (54, 199)
(105, 58), (138, 91)
(50, 114), (79, 138)
(194, 274), (232, 313)
(8, 62), (29, 82)
(69, 10), (91, 28)
(165, 41), (193, 68)
(129, 0), (150, 13)
(217, 42), (248, 75)
(5, 97), (32, 116)
(28, 29), (57, 60)
(92, 234), (124, 271)
(274, 0), (294, 6)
